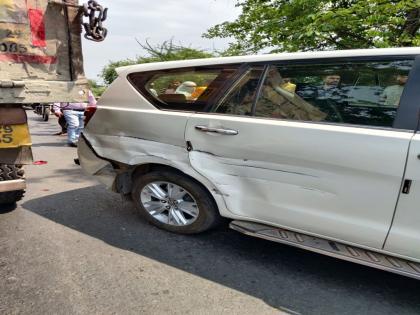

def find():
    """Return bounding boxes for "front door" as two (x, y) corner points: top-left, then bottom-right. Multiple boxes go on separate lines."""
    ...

(185, 58), (415, 249)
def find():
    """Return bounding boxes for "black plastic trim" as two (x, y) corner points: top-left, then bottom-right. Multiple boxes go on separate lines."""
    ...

(251, 65), (269, 116)
(393, 56), (420, 131)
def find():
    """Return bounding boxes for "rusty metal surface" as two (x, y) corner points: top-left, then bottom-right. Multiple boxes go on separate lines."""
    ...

(0, 146), (33, 164)
(0, 106), (27, 124)
(82, 0), (108, 42)
(0, 0), (88, 103)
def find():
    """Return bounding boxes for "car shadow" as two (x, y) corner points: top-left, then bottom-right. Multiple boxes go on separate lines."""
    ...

(22, 185), (420, 315)
(27, 168), (92, 184)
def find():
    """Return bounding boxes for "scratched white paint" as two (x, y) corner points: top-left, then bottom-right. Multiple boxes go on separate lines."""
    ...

(78, 48), (420, 262)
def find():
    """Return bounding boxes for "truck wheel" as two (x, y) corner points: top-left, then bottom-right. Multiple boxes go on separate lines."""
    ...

(42, 107), (50, 121)
(132, 170), (221, 234)
(0, 164), (25, 208)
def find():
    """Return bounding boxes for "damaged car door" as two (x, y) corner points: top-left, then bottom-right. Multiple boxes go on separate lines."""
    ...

(185, 58), (415, 249)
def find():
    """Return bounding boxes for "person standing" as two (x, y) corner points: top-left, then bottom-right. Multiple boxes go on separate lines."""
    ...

(53, 96), (88, 147)
(381, 74), (408, 106)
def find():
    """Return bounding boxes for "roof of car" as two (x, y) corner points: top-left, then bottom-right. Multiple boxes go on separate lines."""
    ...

(116, 47), (420, 76)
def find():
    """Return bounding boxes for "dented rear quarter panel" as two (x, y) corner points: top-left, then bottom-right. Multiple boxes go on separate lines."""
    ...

(81, 76), (231, 217)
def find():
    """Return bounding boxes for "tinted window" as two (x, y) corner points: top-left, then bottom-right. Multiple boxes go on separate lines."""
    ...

(128, 65), (239, 111)
(254, 59), (413, 127)
(213, 67), (264, 115)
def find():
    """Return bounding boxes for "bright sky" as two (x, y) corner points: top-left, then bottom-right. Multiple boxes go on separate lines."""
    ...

(82, 0), (241, 80)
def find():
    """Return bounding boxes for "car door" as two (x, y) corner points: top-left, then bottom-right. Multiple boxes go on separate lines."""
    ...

(185, 58), (416, 249)
(383, 59), (420, 261)
(384, 133), (420, 260)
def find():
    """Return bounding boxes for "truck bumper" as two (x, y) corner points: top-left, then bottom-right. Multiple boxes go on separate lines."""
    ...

(0, 179), (26, 193)
(77, 135), (117, 189)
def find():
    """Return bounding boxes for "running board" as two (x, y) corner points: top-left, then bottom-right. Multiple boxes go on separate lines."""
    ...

(230, 220), (420, 280)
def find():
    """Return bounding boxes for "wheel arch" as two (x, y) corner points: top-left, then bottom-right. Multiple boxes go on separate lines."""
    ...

(117, 162), (230, 218)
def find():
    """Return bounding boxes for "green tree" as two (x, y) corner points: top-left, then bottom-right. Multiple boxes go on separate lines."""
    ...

(204, 0), (420, 53)
(100, 39), (214, 85)
(88, 79), (106, 98)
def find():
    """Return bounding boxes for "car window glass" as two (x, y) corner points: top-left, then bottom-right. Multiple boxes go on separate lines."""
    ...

(129, 65), (239, 112)
(255, 60), (414, 127)
(213, 68), (264, 115)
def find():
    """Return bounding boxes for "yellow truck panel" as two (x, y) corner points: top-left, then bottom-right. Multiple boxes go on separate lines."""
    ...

(0, 124), (31, 148)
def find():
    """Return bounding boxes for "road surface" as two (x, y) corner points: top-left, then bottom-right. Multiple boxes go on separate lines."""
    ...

(1, 111), (420, 315)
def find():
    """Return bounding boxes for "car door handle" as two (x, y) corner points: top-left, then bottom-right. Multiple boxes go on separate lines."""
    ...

(195, 125), (238, 135)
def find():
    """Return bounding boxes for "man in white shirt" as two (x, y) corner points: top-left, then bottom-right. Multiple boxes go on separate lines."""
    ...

(381, 74), (408, 107)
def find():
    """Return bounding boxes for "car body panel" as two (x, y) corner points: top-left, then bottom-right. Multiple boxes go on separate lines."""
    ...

(81, 85), (232, 215)
(384, 132), (420, 258)
(185, 114), (412, 249)
(78, 48), (420, 267)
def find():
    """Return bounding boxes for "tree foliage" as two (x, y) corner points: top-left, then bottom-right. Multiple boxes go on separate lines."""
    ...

(88, 79), (106, 98)
(100, 39), (214, 85)
(204, 0), (420, 53)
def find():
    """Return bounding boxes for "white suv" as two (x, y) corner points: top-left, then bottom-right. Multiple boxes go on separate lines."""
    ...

(78, 48), (420, 279)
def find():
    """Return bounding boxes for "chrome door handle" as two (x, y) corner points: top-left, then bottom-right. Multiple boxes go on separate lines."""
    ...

(195, 125), (238, 135)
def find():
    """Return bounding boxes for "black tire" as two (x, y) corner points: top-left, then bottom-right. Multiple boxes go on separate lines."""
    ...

(132, 170), (221, 234)
(42, 107), (50, 121)
(0, 164), (25, 207)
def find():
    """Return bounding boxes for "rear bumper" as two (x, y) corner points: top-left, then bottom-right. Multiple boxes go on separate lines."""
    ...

(0, 179), (26, 193)
(77, 135), (117, 189)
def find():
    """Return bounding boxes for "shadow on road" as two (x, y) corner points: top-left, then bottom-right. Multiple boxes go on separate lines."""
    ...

(27, 168), (89, 184)
(22, 186), (420, 315)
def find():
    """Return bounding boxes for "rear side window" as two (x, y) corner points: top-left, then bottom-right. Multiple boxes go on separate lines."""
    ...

(255, 59), (414, 128)
(213, 67), (264, 116)
(128, 65), (239, 111)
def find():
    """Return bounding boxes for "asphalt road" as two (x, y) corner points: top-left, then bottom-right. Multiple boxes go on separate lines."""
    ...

(1, 111), (420, 315)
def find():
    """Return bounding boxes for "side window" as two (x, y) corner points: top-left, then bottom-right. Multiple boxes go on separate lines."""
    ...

(213, 67), (264, 116)
(128, 65), (239, 111)
(255, 60), (414, 127)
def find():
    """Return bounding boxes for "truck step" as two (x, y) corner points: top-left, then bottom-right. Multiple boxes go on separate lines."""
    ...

(229, 220), (420, 280)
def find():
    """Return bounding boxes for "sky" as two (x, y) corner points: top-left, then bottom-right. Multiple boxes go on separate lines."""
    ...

(82, 0), (241, 80)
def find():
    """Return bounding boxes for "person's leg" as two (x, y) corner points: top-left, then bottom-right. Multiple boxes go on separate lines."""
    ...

(59, 116), (67, 133)
(75, 111), (85, 140)
(63, 110), (79, 144)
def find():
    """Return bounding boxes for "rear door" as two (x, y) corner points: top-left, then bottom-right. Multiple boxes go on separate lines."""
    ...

(185, 57), (416, 249)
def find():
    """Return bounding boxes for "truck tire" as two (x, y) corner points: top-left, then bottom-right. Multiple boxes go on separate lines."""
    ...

(0, 164), (25, 207)
(42, 106), (50, 121)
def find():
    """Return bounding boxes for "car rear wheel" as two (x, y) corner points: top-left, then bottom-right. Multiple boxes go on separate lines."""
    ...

(132, 170), (221, 234)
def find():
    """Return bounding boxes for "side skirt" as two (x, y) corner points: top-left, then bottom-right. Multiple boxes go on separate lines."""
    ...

(230, 220), (420, 280)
